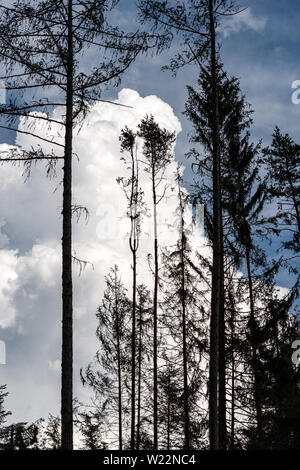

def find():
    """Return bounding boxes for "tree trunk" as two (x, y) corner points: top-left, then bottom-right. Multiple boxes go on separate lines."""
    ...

(230, 338), (235, 449)
(152, 164), (159, 450)
(61, 0), (74, 451)
(115, 284), (123, 451)
(285, 158), (300, 235)
(136, 303), (143, 450)
(179, 188), (190, 449)
(245, 243), (262, 436)
(167, 396), (171, 450)
(130, 144), (138, 450)
(219, 225), (226, 448)
(130, 249), (137, 449)
(208, 0), (225, 450)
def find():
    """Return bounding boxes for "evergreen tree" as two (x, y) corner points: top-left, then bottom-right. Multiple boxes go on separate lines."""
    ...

(118, 127), (145, 449)
(137, 115), (175, 449)
(263, 128), (300, 263)
(81, 266), (131, 450)
(160, 168), (209, 449)
(135, 284), (153, 450)
(138, 1), (245, 448)
(0, 1), (161, 448)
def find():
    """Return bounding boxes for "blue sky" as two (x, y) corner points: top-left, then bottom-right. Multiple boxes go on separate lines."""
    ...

(106, 0), (300, 290)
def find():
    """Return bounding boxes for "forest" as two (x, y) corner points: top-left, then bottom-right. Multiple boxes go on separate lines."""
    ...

(0, 0), (299, 451)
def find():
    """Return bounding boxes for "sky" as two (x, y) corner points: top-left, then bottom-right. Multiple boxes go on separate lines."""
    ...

(0, 0), (299, 429)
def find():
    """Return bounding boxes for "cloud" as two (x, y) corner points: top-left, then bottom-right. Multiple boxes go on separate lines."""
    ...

(219, 8), (267, 38)
(0, 88), (209, 426)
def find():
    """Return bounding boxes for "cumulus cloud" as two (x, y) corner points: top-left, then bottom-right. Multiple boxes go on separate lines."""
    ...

(219, 8), (267, 38)
(0, 86), (291, 433)
(0, 88), (208, 425)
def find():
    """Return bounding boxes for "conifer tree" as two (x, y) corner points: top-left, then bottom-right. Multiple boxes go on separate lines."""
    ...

(0, 1), (162, 448)
(135, 284), (153, 450)
(263, 128), (300, 262)
(81, 266), (131, 450)
(137, 115), (175, 449)
(138, 1), (244, 448)
(160, 168), (209, 449)
(118, 127), (145, 449)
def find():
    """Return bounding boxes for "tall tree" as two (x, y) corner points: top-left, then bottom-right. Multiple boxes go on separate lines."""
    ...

(135, 284), (153, 450)
(138, 0), (243, 449)
(263, 128), (300, 260)
(137, 115), (175, 449)
(161, 168), (209, 449)
(81, 266), (131, 450)
(118, 127), (145, 449)
(0, 0), (160, 448)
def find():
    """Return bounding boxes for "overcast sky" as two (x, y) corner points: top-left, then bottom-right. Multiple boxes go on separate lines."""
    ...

(0, 0), (299, 427)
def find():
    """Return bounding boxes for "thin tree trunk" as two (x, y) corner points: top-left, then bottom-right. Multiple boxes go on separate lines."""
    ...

(285, 158), (300, 234)
(219, 225), (226, 448)
(152, 164), (159, 450)
(61, 0), (74, 450)
(208, 0), (225, 450)
(178, 186), (190, 449)
(130, 250), (137, 449)
(115, 282), (123, 451)
(230, 343), (235, 449)
(245, 243), (262, 435)
(136, 303), (143, 450)
(130, 145), (138, 450)
(167, 396), (171, 450)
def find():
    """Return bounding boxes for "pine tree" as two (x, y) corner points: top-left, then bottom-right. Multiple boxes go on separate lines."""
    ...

(138, 1), (245, 449)
(137, 115), (175, 449)
(81, 266), (131, 450)
(0, 1), (161, 448)
(77, 410), (107, 450)
(263, 128), (300, 260)
(135, 284), (153, 450)
(0, 384), (11, 449)
(160, 168), (209, 449)
(118, 127), (145, 449)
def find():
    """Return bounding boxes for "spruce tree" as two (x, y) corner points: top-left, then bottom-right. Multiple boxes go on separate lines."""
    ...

(0, 1), (161, 448)
(81, 266), (131, 450)
(137, 115), (175, 449)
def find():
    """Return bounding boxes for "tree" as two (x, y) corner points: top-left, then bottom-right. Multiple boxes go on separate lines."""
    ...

(39, 414), (61, 450)
(161, 168), (208, 449)
(0, 384), (11, 448)
(243, 289), (300, 449)
(77, 409), (107, 450)
(1, 422), (41, 450)
(0, 0), (160, 449)
(138, 0), (244, 449)
(263, 128), (300, 261)
(137, 115), (175, 449)
(135, 284), (153, 450)
(118, 127), (145, 449)
(81, 266), (131, 450)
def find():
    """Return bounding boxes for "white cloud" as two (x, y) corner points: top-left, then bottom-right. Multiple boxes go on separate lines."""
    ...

(0, 88), (208, 425)
(0, 86), (291, 437)
(219, 8), (267, 38)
